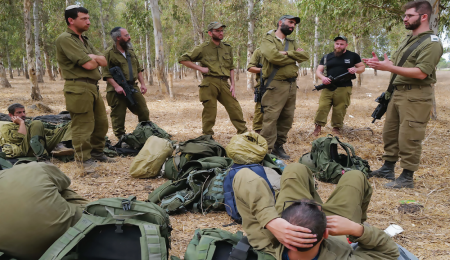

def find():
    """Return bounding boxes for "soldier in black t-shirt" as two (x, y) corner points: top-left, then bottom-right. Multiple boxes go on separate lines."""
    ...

(313, 36), (365, 136)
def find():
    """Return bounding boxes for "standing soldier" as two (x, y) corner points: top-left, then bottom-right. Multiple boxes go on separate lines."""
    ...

(247, 48), (263, 134)
(178, 22), (248, 136)
(364, 0), (443, 188)
(313, 36), (365, 136)
(56, 5), (114, 174)
(260, 15), (309, 160)
(102, 27), (150, 144)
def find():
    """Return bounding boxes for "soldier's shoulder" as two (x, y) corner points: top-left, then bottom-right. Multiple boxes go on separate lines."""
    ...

(104, 45), (115, 54)
(222, 42), (232, 48)
(55, 32), (72, 44)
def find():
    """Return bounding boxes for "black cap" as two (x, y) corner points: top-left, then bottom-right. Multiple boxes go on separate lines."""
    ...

(279, 15), (301, 24)
(334, 36), (348, 42)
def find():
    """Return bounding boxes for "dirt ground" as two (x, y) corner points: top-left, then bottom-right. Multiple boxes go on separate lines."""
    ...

(1, 70), (449, 259)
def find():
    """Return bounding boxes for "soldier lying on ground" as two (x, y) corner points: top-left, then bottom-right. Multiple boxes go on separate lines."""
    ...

(0, 103), (74, 158)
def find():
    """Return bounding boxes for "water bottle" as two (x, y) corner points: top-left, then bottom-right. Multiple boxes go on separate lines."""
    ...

(274, 159), (287, 171)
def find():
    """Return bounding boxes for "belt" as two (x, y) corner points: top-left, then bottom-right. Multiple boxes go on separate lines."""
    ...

(204, 75), (229, 80)
(71, 78), (98, 85)
(394, 84), (431, 90)
(274, 77), (297, 83)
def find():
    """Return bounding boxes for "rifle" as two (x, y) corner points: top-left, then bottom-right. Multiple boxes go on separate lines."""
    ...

(371, 92), (390, 123)
(255, 63), (263, 103)
(313, 72), (356, 91)
(109, 66), (138, 106)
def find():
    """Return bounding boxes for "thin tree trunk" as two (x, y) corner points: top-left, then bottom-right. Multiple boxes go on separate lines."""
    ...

(352, 34), (362, 87)
(34, 0), (44, 83)
(374, 69), (377, 76)
(313, 16), (319, 84)
(17, 67), (21, 76)
(429, 0), (439, 120)
(98, 0), (108, 50)
(0, 56), (12, 88)
(24, 0), (42, 100)
(6, 45), (13, 79)
(246, 0), (255, 90)
(236, 45), (240, 81)
(145, 1), (154, 85)
(43, 48), (55, 81)
(23, 57), (29, 79)
(149, 0), (171, 97)
(138, 36), (148, 82)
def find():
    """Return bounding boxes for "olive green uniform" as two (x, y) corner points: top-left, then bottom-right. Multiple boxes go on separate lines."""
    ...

(179, 41), (247, 135)
(56, 28), (109, 161)
(103, 45), (150, 139)
(0, 121), (72, 157)
(233, 163), (399, 260)
(259, 31), (309, 150)
(383, 31), (443, 171)
(247, 48), (263, 132)
(0, 162), (87, 260)
(315, 87), (352, 128)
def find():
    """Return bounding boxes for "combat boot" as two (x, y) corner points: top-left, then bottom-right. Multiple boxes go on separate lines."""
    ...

(369, 160), (396, 180)
(91, 152), (116, 163)
(83, 159), (98, 174)
(312, 124), (321, 136)
(272, 144), (290, 160)
(51, 143), (75, 157)
(385, 169), (414, 189)
(332, 127), (341, 136)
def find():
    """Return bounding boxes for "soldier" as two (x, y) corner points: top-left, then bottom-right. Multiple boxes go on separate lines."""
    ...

(363, 0), (443, 189)
(55, 5), (114, 174)
(259, 15), (309, 160)
(247, 48), (263, 134)
(313, 36), (365, 136)
(0, 103), (73, 158)
(102, 27), (150, 144)
(179, 22), (248, 136)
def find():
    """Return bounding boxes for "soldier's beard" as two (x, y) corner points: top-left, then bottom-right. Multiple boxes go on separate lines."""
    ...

(405, 19), (421, 30)
(119, 40), (132, 51)
(280, 23), (294, 36)
(334, 48), (345, 57)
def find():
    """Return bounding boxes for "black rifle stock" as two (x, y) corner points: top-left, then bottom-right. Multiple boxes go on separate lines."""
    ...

(371, 92), (390, 123)
(313, 72), (356, 91)
(109, 66), (138, 106)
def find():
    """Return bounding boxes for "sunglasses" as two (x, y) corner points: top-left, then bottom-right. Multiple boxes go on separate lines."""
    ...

(283, 200), (322, 212)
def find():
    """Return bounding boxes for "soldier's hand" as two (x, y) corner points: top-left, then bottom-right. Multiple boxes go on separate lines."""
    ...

(321, 76), (332, 85)
(348, 67), (357, 74)
(11, 116), (24, 125)
(230, 83), (236, 98)
(199, 67), (209, 74)
(140, 85), (148, 94)
(296, 48), (304, 52)
(279, 51), (288, 55)
(266, 218), (317, 251)
(362, 51), (379, 64)
(115, 86), (126, 96)
(326, 216), (364, 237)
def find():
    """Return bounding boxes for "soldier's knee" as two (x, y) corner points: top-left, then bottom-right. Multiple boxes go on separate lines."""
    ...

(232, 169), (262, 190)
(30, 120), (44, 129)
(339, 170), (365, 185)
(283, 163), (311, 179)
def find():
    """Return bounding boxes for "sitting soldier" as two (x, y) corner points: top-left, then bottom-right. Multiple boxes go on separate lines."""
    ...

(0, 103), (74, 158)
(232, 161), (400, 259)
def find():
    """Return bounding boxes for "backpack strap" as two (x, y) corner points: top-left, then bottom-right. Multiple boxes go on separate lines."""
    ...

(228, 236), (251, 260)
(142, 224), (165, 260)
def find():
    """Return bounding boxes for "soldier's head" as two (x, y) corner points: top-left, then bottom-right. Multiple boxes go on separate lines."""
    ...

(333, 36), (348, 57)
(8, 103), (26, 120)
(207, 22), (226, 42)
(277, 15), (300, 36)
(281, 199), (327, 252)
(111, 27), (132, 51)
(65, 5), (90, 33)
(402, 1), (432, 30)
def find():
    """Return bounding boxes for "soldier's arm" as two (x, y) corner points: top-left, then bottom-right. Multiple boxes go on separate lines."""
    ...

(88, 54), (107, 67)
(11, 116), (27, 135)
(57, 36), (100, 70)
(354, 62), (365, 74)
(260, 37), (296, 66)
(286, 42), (309, 63)
(138, 72), (147, 94)
(247, 50), (261, 73)
(364, 52), (427, 79)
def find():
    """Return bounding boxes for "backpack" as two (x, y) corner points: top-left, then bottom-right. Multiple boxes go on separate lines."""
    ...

(121, 121), (172, 150)
(223, 164), (275, 223)
(39, 196), (172, 260)
(182, 228), (274, 260)
(299, 135), (371, 184)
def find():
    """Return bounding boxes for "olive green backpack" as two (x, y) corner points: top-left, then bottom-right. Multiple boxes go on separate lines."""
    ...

(121, 121), (172, 150)
(299, 135), (371, 184)
(39, 196), (172, 260)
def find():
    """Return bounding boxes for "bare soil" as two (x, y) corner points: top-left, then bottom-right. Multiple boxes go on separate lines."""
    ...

(1, 70), (449, 259)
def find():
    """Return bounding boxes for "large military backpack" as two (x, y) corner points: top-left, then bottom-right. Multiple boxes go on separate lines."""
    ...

(121, 121), (172, 150)
(299, 135), (371, 184)
(179, 228), (274, 260)
(40, 196), (172, 260)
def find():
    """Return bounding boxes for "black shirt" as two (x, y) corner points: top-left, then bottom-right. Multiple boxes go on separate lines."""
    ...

(319, 50), (361, 87)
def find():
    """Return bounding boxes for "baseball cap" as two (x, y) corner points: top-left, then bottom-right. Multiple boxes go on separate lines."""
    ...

(279, 15), (301, 24)
(334, 36), (348, 42)
(207, 22), (226, 31)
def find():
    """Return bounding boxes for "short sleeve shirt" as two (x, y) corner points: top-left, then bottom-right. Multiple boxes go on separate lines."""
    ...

(247, 48), (263, 88)
(319, 50), (361, 87)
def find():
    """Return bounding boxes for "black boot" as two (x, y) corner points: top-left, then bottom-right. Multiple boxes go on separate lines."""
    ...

(369, 161), (396, 180)
(385, 169), (414, 189)
(272, 144), (290, 160)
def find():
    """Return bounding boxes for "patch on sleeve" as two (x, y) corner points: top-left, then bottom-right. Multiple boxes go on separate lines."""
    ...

(430, 35), (439, 42)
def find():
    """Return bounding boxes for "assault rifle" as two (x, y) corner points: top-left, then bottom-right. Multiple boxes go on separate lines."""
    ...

(313, 72), (356, 91)
(371, 92), (390, 123)
(109, 66), (138, 106)
(255, 63), (263, 103)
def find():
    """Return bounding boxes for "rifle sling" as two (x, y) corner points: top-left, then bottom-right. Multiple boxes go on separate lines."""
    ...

(387, 34), (431, 93)
(263, 40), (290, 90)
(126, 51), (134, 86)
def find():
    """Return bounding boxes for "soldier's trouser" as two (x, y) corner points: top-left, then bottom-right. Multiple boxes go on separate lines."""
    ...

(64, 81), (108, 161)
(106, 89), (150, 138)
(23, 121), (72, 157)
(233, 163), (372, 258)
(253, 102), (263, 131)
(314, 86), (352, 128)
(382, 85), (433, 171)
(199, 77), (247, 135)
(260, 80), (297, 150)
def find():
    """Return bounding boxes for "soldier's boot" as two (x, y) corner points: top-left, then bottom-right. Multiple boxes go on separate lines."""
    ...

(369, 160), (396, 180)
(384, 169), (414, 189)
(91, 152), (116, 163)
(51, 143), (75, 156)
(332, 127), (341, 136)
(312, 124), (322, 137)
(83, 159), (98, 174)
(272, 144), (290, 160)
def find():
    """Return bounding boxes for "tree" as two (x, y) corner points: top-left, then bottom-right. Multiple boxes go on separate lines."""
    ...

(24, 0), (42, 100)
(0, 55), (12, 88)
(34, 0), (44, 83)
(246, 0), (255, 90)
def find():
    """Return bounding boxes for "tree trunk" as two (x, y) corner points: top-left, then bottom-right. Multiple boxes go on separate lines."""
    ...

(17, 67), (21, 76)
(428, 0), (439, 120)
(145, 1), (154, 86)
(313, 16), (319, 84)
(98, 0), (108, 50)
(43, 48), (55, 81)
(374, 69), (377, 76)
(24, 0), (42, 100)
(6, 45), (13, 79)
(0, 56), (12, 88)
(352, 34), (362, 87)
(149, 0), (171, 97)
(23, 57), (29, 79)
(236, 45), (240, 81)
(246, 0), (255, 90)
(34, 0), (44, 83)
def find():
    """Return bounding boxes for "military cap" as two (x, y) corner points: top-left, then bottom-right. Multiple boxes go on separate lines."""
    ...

(279, 15), (301, 24)
(207, 22), (226, 31)
(334, 35), (348, 42)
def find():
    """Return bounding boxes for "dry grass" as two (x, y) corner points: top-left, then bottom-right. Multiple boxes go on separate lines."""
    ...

(1, 70), (449, 259)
